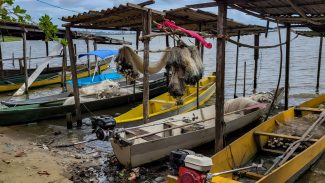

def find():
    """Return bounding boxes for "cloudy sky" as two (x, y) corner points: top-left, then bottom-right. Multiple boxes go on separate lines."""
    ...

(16, 0), (267, 27)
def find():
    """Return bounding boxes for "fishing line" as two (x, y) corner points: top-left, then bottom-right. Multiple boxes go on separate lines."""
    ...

(35, 0), (81, 13)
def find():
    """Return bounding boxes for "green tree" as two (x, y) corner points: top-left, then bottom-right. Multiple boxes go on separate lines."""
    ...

(38, 14), (58, 42)
(0, 0), (31, 23)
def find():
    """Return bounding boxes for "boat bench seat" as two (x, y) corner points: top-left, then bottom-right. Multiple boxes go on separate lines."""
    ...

(125, 128), (162, 141)
(150, 100), (175, 105)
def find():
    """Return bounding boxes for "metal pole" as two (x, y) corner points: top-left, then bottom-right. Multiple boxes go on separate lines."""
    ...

(142, 10), (152, 124)
(22, 32), (28, 95)
(243, 61), (246, 97)
(285, 24), (291, 110)
(215, 4), (227, 152)
(234, 31), (240, 98)
(253, 33), (260, 93)
(65, 27), (82, 127)
(316, 36), (323, 94)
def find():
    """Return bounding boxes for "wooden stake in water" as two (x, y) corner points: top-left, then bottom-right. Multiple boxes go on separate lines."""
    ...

(253, 33), (260, 93)
(22, 32), (29, 95)
(243, 61), (246, 97)
(234, 31), (240, 98)
(316, 36), (323, 94)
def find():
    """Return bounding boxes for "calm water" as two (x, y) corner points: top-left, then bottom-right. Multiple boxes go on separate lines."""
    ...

(0, 30), (324, 182)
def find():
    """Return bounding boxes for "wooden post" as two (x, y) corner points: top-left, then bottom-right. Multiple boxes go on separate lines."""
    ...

(316, 36), (323, 93)
(29, 46), (31, 69)
(253, 33), (260, 93)
(285, 25), (291, 110)
(93, 41), (100, 74)
(215, 4), (227, 152)
(165, 34), (170, 88)
(85, 39), (90, 76)
(243, 61), (246, 97)
(234, 31), (240, 98)
(61, 45), (67, 91)
(45, 41), (49, 70)
(66, 113), (73, 129)
(22, 32), (28, 95)
(134, 30), (140, 101)
(65, 27), (82, 127)
(12, 52), (14, 67)
(142, 9), (152, 124)
(0, 41), (3, 79)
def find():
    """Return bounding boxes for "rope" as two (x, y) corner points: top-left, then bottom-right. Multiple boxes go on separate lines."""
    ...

(226, 34), (299, 49)
(264, 23), (284, 121)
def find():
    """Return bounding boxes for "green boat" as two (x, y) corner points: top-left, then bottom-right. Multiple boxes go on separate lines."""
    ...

(0, 74), (167, 126)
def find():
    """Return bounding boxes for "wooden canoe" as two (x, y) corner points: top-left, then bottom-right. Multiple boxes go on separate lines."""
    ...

(168, 94), (325, 183)
(0, 74), (167, 126)
(0, 60), (109, 93)
(111, 89), (284, 168)
(114, 75), (217, 128)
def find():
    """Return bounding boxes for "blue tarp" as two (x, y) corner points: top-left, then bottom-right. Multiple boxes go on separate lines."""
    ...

(78, 49), (118, 59)
(67, 72), (123, 87)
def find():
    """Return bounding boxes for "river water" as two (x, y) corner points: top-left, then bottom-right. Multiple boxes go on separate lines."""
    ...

(0, 29), (324, 182)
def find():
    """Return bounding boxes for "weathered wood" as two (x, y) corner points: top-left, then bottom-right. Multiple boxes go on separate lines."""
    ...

(135, 30), (140, 100)
(285, 24), (291, 110)
(215, 3), (227, 152)
(0, 41), (3, 79)
(316, 36), (323, 93)
(29, 46), (31, 69)
(61, 45), (67, 91)
(93, 41), (100, 74)
(65, 27), (82, 127)
(234, 32), (240, 98)
(85, 39), (90, 76)
(45, 41), (49, 70)
(12, 52), (15, 67)
(22, 32), (28, 95)
(295, 107), (324, 113)
(253, 33), (260, 93)
(165, 35), (170, 47)
(138, 0), (155, 7)
(243, 61), (246, 97)
(142, 10), (152, 124)
(66, 113), (73, 129)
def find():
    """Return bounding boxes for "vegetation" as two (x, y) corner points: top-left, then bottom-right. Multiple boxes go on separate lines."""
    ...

(38, 14), (58, 42)
(0, 0), (31, 23)
(1, 36), (21, 42)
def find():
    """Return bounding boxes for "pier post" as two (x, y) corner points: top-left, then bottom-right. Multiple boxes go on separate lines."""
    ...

(65, 27), (82, 127)
(234, 31), (240, 98)
(253, 33), (260, 93)
(316, 36), (323, 94)
(85, 39), (90, 76)
(0, 41), (3, 79)
(165, 34), (170, 87)
(61, 45), (67, 91)
(29, 46), (31, 69)
(215, 3), (227, 152)
(243, 61), (246, 97)
(142, 9), (152, 124)
(285, 24), (291, 110)
(22, 31), (29, 95)
(45, 41), (49, 70)
(93, 41), (100, 74)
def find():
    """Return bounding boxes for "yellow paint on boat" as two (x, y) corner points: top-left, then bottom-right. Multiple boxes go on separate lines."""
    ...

(167, 94), (325, 183)
(0, 64), (108, 92)
(115, 75), (216, 124)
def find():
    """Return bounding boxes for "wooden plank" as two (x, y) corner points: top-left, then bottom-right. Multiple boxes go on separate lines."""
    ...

(285, 24), (291, 110)
(142, 10), (152, 124)
(316, 36), (323, 93)
(22, 32), (28, 95)
(253, 33), (259, 93)
(215, 3), (227, 152)
(295, 107), (324, 113)
(254, 131), (318, 142)
(65, 27), (82, 126)
(126, 3), (165, 16)
(240, 171), (264, 180)
(137, 0), (155, 7)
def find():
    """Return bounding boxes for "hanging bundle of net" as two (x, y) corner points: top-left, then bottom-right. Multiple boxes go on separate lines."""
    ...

(114, 45), (204, 99)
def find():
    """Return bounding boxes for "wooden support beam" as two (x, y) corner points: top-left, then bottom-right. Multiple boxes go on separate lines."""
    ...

(285, 25), (291, 110)
(61, 45), (67, 91)
(316, 36), (323, 94)
(138, 0), (155, 7)
(93, 41), (100, 74)
(142, 10), (152, 124)
(243, 61), (246, 97)
(85, 39), (90, 76)
(234, 31), (240, 98)
(0, 41), (3, 79)
(45, 41), (49, 70)
(253, 33), (260, 93)
(65, 27), (82, 127)
(215, 3), (227, 152)
(22, 32), (28, 95)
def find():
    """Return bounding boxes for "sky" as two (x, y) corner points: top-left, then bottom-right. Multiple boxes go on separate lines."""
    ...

(15, 0), (268, 28)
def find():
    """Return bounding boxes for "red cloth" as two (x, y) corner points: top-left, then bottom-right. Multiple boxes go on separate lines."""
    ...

(157, 19), (212, 49)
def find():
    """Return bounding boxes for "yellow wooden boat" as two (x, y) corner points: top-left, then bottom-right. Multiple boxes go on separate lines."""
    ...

(114, 74), (216, 127)
(168, 94), (325, 183)
(0, 62), (109, 92)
